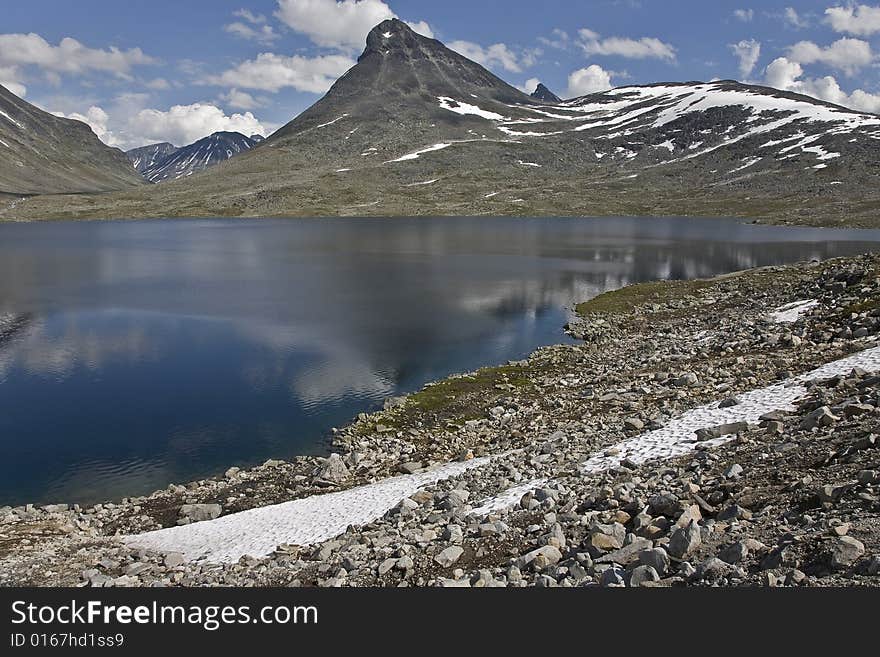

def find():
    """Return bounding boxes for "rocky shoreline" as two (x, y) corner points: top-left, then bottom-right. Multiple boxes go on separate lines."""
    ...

(1, 253), (879, 587)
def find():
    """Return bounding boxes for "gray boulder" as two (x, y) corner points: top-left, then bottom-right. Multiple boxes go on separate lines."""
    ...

(668, 520), (702, 559)
(179, 504), (222, 523)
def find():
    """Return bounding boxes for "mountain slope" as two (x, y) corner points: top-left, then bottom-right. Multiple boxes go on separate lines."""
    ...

(3, 19), (880, 225)
(531, 83), (561, 103)
(127, 142), (179, 174)
(140, 132), (261, 183)
(0, 84), (145, 195)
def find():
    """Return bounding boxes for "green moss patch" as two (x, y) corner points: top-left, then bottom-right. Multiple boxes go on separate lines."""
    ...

(576, 279), (714, 317)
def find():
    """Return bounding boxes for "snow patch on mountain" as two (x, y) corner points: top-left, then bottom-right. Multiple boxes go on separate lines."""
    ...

(0, 110), (23, 129)
(387, 142), (452, 162)
(139, 132), (259, 183)
(438, 97), (507, 121)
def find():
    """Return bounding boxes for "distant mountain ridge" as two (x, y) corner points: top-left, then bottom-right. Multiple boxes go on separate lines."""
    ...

(127, 142), (178, 174)
(0, 84), (144, 195)
(126, 132), (262, 183)
(3, 19), (880, 225)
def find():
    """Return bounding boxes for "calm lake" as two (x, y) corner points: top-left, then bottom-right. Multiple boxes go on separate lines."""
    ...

(2, 216), (880, 506)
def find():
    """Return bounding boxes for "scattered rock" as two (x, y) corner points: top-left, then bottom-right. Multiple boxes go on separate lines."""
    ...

(434, 546), (465, 568)
(668, 520), (702, 559)
(318, 454), (351, 484)
(179, 504), (222, 524)
(829, 536), (865, 569)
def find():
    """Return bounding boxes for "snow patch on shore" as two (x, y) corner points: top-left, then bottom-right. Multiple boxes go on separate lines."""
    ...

(126, 457), (493, 564)
(470, 479), (548, 517)
(472, 342), (880, 518)
(770, 299), (818, 324)
(580, 343), (880, 474)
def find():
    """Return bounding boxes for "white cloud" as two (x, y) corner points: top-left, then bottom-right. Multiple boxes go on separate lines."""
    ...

(518, 78), (541, 94)
(126, 103), (269, 147)
(538, 29), (571, 51)
(233, 9), (269, 24)
(784, 7), (809, 29)
(55, 100), (272, 150)
(825, 4), (880, 35)
(765, 56), (880, 114)
(764, 56), (805, 89)
(207, 52), (355, 94)
(786, 38), (873, 75)
(275, 0), (393, 49)
(225, 9), (279, 44)
(730, 39), (761, 78)
(274, 0), (433, 50)
(220, 88), (263, 110)
(145, 77), (170, 90)
(405, 20), (434, 39)
(0, 33), (154, 80)
(448, 41), (524, 73)
(567, 64), (614, 97)
(734, 9), (754, 22)
(225, 21), (280, 44)
(577, 28), (676, 60)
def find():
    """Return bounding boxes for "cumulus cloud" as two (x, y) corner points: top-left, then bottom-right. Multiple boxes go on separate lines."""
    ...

(567, 64), (614, 97)
(730, 39), (761, 78)
(207, 52), (355, 94)
(126, 104), (269, 147)
(518, 78), (541, 94)
(0, 33), (154, 80)
(220, 88), (263, 110)
(448, 41), (524, 73)
(734, 9), (754, 22)
(825, 4), (880, 35)
(274, 0), (432, 51)
(55, 100), (271, 150)
(765, 56), (880, 114)
(577, 28), (676, 60)
(786, 38), (873, 75)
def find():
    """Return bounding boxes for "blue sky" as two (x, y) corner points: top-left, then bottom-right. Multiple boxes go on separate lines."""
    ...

(2, 1), (879, 149)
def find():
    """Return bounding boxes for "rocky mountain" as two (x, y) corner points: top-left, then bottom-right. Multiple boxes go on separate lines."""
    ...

(530, 83), (561, 103)
(136, 131), (261, 183)
(127, 142), (178, 174)
(0, 84), (144, 196)
(5, 18), (880, 225)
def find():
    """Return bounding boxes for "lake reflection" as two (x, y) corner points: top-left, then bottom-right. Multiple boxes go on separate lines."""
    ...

(1, 216), (879, 505)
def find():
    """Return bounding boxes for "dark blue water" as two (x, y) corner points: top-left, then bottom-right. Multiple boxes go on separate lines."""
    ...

(1, 216), (879, 506)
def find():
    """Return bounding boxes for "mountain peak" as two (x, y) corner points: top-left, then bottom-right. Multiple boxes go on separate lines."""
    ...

(360, 19), (422, 62)
(531, 83), (562, 103)
(272, 18), (533, 142)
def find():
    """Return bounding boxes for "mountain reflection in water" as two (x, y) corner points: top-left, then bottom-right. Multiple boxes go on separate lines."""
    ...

(1, 216), (879, 505)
